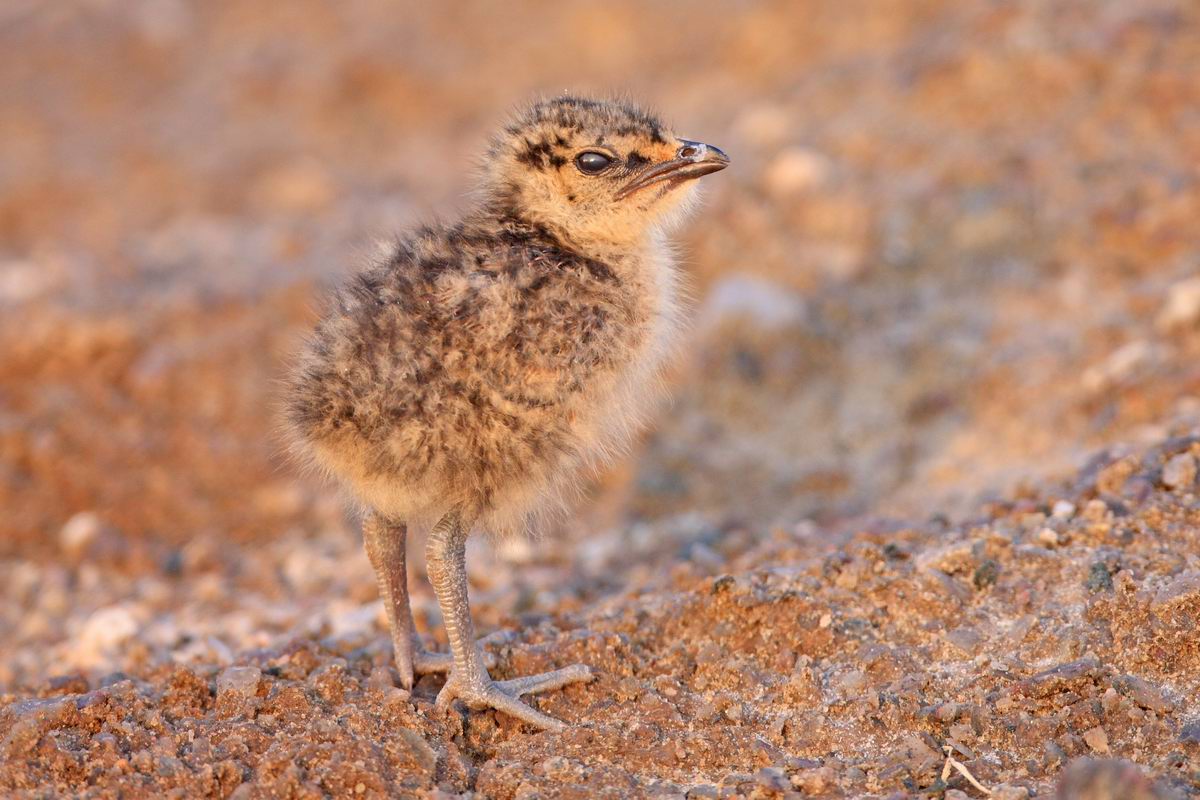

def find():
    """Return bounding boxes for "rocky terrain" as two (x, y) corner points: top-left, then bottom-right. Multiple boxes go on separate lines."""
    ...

(2, 0), (1199, 797)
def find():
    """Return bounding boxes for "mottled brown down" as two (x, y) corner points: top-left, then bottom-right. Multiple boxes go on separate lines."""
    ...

(286, 96), (723, 537)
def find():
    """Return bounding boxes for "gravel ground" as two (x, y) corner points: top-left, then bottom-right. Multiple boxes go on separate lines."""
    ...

(2, 0), (1199, 797)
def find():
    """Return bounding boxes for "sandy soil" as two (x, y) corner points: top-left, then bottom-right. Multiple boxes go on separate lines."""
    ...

(2, 0), (1200, 797)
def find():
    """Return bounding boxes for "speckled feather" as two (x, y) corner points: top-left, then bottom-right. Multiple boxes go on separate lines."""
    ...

(285, 97), (712, 536)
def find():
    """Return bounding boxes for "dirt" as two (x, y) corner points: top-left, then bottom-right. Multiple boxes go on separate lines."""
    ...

(2, 1), (1200, 797)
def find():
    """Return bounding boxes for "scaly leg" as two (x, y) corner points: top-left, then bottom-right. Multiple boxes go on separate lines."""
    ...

(363, 513), (454, 688)
(425, 509), (593, 731)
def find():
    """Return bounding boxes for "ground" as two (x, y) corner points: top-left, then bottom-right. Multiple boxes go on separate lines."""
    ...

(2, 0), (1200, 797)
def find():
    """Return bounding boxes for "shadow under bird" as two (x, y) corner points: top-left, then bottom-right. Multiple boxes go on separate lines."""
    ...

(286, 95), (729, 730)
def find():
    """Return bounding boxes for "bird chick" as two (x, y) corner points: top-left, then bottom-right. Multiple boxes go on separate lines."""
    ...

(286, 96), (729, 730)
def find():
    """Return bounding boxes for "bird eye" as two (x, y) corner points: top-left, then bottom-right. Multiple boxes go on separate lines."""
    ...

(575, 152), (613, 174)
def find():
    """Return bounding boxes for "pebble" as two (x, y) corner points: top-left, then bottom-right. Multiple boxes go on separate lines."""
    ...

(835, 670), (867, 695)
(992, 786), (1030, 800)
(1082, 725), (1110, 754)
(790, 766), (835, 793)
(1082, 340), (1159, 392)
(754, 767), (789, 790)
(216, 666), (262, 715)
(1117, 675), (1172, 714)
(77, 605), (140, 667)
(396, 727), (437, 774)
(1035, 527), (1060, 547)
(1178, 720), (1200, 743)
(1156, 276), (1200, 332)
(1, 697), (72, 757)
(1051, 501), (1076, 520)
(1161, 453), (1196, 490)
(59, 511), (103, 556)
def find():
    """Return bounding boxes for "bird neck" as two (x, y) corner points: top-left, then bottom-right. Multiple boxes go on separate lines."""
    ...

(475, 198), (649, 268)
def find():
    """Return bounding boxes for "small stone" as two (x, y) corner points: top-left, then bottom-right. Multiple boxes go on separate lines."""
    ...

(790, 766), (835, 793)
(991, 786), (1030, 800)
(835, 670), (867, 695)
(754, 767), (789, 790)
(973, 559), (1000, 590)
(1162, 453), (1197, 491)
(711, 574), (736, 594)
(1083, 725), (1110, 754)
(1051, 501), (1076, 519)
(396, 727), (437, 775)
(945, 627), (982, 654)
(945, 790), (970, 800)
(1082, 340), (1159, 392)
(949, 723), (974, 742)
(216, 666), (262, 716)
(896, 733), (942, 772)
(539, 756), (571, 778)
(1152, 571), (1200, 609)
(1036, 527), (1060, 547)
(1021, 657), (1100, 698)
(1043, 741), (1066, 767)
(1156, 275), (1200, 332)
(1117, 675), (1172, 714)
(77, 605), (140, 667)
(1, 697), (72, 757)
(1082, 499), (1110, 521)
(59, 511), (102, 556)
(1086, 562), (1115, 593)
(720, 772), (754, 790)
(1178, 720), (1200, 743)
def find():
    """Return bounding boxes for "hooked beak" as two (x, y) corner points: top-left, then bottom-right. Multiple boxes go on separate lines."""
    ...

(614, 139), (730, 200)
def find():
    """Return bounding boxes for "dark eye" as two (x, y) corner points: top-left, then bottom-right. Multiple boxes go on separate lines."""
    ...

(575, 151), (613, 174)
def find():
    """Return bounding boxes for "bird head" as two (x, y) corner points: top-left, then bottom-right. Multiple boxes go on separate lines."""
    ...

(483, 96), (729, 251)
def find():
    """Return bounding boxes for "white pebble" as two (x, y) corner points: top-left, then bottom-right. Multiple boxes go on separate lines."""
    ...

(1051, 501), (1076, 520)
(217, 666), (262, 700)
(59, 512), (102, 555)
(1156, 276), (1200, 332)
(1036, 527), (1060, 547)
(76, 605), (140, 667)
(1163, 453), (1197, 490)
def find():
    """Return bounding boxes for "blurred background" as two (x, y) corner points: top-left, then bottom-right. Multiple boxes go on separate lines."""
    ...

(1, 0), (1198, 690)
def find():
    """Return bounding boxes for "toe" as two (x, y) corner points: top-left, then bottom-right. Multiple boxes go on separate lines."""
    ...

(485, 688), (567, 731)
(412, 650), (453, 674)
(498, 664), (594, 696)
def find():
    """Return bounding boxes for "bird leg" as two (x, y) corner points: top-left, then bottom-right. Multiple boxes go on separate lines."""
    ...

(425, 509), (593, 731)
(363, 513), (455, 688)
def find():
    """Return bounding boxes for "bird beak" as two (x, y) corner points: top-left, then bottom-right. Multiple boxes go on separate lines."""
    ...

(676, 139), (731, 172)
(614, 139), (730, 200)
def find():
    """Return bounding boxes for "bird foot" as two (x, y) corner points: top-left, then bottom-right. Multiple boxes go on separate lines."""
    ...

(435, 664), (593, 731)
(394, 646), (497, 689)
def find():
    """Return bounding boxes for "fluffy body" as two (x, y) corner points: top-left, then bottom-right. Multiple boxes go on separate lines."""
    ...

(286, 98), (700, 537)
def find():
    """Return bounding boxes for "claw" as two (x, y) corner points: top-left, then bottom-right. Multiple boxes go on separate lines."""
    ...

(435, 664), (594, 731)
